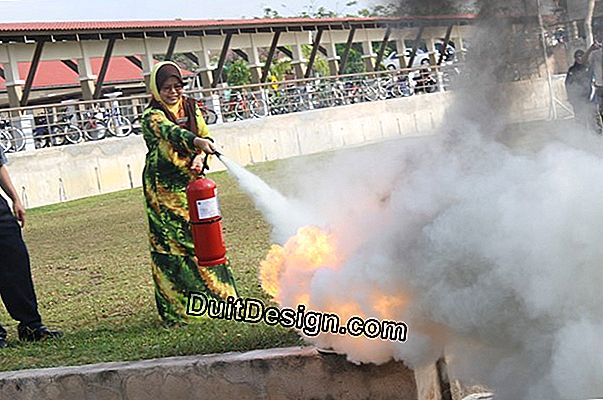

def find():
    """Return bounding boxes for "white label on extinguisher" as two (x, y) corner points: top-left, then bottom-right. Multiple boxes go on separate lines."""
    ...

(196, 196), (221, 219)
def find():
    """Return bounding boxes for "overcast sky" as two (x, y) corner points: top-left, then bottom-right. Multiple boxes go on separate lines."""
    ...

(0, 0), (378, 22)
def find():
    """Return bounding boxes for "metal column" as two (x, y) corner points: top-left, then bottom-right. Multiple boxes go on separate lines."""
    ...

(93, 38), (116, 99)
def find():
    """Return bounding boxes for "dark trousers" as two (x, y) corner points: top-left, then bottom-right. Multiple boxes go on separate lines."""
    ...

(570, 99), (597, 133)
(0, 198), (41, 338)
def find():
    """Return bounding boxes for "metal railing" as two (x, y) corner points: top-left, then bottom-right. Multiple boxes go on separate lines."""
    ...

(0, 64), (457, 154)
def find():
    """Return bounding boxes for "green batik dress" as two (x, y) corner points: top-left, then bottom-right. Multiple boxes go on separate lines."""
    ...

(142, 105), (238, 324)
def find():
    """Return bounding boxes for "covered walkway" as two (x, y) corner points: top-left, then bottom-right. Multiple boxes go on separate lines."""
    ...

(0, 16), (475, 107)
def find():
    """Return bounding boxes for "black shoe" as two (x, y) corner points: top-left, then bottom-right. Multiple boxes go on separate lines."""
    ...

(18, 325), (63, 342)
(0, 337), (7, 348)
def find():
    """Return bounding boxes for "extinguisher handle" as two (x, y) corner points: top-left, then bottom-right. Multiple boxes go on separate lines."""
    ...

(198, 137), (222, 176)
(200, 153), (211, 176)
(199, 152), (222, 175)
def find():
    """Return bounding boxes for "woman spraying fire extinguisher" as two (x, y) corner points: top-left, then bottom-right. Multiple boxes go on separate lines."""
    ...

(141, 61), (238, 324)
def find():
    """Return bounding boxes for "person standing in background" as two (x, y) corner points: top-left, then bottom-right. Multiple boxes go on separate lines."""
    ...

(583, 33), (603, 133)
(0, 146), (63, 348)
(565, 49), (594, 131)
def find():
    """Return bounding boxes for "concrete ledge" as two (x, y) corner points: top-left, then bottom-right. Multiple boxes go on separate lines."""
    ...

(0, 346), (430, 400)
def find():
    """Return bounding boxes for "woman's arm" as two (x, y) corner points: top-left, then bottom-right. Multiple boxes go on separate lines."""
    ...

(190, 103), (215, 172)
(143, 108), (214, 155)
(194, 103), (210, 138)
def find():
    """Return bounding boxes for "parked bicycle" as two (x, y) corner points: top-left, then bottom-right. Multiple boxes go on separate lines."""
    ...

(221, 89), (268, 122)
(341, 78), (381, 104)
(102, 93), (133, 137)
(376, 74), (414, 99)
(0, 118), (25, 153)
(33, 113), (83, 148)
(80, 108), (109, 140)
(196, 98), (218, 125)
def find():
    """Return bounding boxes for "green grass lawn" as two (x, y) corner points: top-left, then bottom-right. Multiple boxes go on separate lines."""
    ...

(0, 161), (303, 372)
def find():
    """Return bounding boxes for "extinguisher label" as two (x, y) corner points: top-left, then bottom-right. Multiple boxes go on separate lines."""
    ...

(195, 197), (221, 219)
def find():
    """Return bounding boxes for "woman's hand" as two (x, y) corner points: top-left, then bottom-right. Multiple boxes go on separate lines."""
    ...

(193, 137), (216, 155)
(190, 154), (205, 173)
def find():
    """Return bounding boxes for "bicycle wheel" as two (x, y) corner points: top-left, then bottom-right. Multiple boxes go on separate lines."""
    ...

(0, 130), (12, 152)
(107, 116), (133, 137)
(393, 82), (413, 97)
(234, 102), (252, 120)
(362, 83), (380, 102)
(84, 120), (107, 141)
(33, 128), (50, 149)
(65, 125), (84, 144)
(203, 109), (218, 125)
(222, 104), (238, 122)
(377, 83), (389, 100)
(131, 117), (142, 135)
(251, 99), (268, 118)
(50, 127), (66, 147)
(9, 128), (26, 152)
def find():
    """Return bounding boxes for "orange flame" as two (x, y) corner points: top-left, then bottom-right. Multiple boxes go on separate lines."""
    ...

(260, 225), (410, 339)
(260, 226), (339, 303)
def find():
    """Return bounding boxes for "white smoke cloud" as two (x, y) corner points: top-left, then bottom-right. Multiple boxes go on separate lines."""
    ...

(223, 123), (603, 398)
(219, 7), (603, 399)
(268, 123), (603, 400)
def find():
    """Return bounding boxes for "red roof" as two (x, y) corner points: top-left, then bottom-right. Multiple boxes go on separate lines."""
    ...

(0, 58), (193, 90)
(0, 16), (478, 33)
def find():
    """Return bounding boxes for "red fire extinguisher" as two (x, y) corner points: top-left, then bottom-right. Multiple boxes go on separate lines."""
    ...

(186, 152), (227, 267)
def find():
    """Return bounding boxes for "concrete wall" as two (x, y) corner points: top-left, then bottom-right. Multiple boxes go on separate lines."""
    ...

(5, 76), (567, 209)
(0, 347), (441, 400)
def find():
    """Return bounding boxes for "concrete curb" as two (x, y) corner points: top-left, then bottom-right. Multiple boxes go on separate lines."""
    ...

(0, 346), (439, 400)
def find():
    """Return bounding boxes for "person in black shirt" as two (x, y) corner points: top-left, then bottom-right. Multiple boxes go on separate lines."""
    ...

(0, 147), (62, 348)
(566, 49), (595, 131)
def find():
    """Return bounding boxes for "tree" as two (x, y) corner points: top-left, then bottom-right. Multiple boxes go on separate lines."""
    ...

(336, 43), (365, 74)
(262, 7), (282, 19)
(270, 58), (292, 81)
(395, 0), (465, 16)
(308, 47), (330, 77)
(358, 3), (398, 17)
(224, 59), (251, 87)
(262, 1), (360, 19)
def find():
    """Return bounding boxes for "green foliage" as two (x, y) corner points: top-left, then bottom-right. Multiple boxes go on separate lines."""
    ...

(224, 59), (252, 87)
(336, 43), (365, 74)
(270, 58), (292, 81)
(262, 7), (282, 18)
(396, 0), (457, 16)
(301, 44), (330, 77)
(299, 5), (337, 18)
(262, 0), (362, 19)
(357, 3), (398, 17)
(255, 2), (402, 79)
